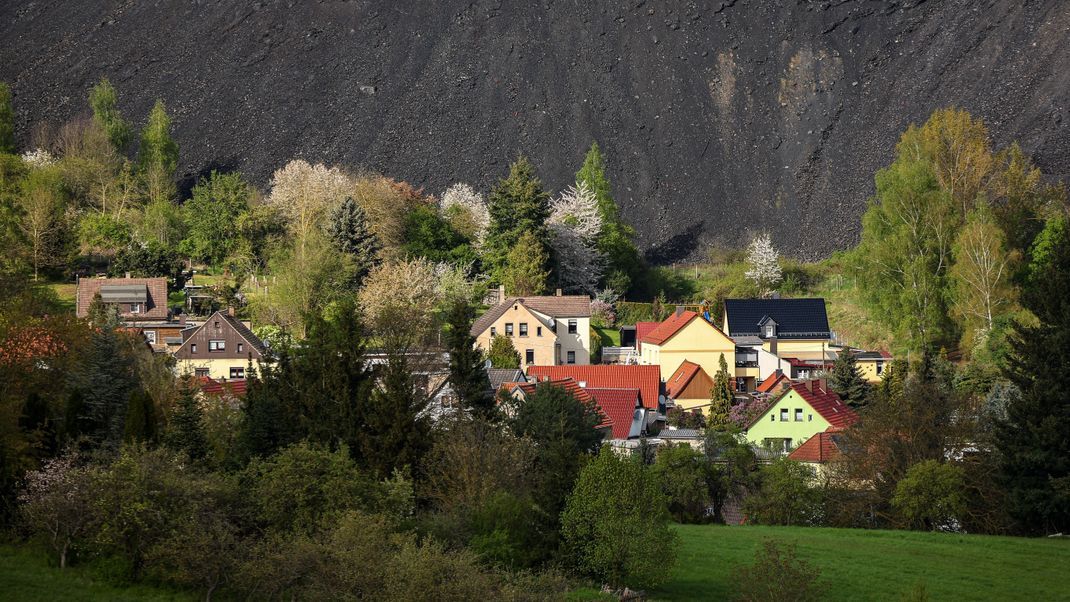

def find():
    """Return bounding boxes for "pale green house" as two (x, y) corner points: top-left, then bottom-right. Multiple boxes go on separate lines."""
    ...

(744, 379), (858, 453)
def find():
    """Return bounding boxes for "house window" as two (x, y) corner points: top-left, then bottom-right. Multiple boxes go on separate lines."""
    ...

(144, 330), (157, 345)
(770, 414), (774, 422)
(505, 323), (514, 336)
(537, 326), (542, 336)
(237, 343), (244, 353)
(764, 323), (775, 337)
(195, 368), (209, 378)
(808, 414), (813, 421)
(567, 350), (576, 364)
(490, 327), (496, 337)
(876, 362), (884, 375)
(525, 349), (535, 365)
(763, 438), (792, 454)
(209, 340), (226, 352)
(567, 319), (578, 334)
(795, 409), (803, 422)
(519, 323), (528, 337)
(736, 377), (747, 392)
(214, 321), (220, 329)
(130, 303), (141, 314)
(230, 367), (245, 379)
(780, 408), (789, 422)
(190, 344), (197, 354)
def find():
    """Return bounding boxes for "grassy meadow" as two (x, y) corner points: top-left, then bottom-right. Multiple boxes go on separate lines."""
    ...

(652, 524), (1070, 601)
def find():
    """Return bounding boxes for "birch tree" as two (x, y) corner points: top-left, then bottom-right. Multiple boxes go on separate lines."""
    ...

(950, 205), (1018, 348)
(17, 166), (65, 280)
(744, 232), (782, 297)
(548, 181), (604, 293)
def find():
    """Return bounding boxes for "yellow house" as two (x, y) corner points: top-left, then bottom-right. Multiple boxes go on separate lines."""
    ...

(744, 379), (858, 454)
(723, 298), (832, 362)
(471, 295), (591, 371)
(852, 349), (894, 383)
(173, 310), (265, 380)
(639, 310), (736, 382)
(665, 360), (715, 416)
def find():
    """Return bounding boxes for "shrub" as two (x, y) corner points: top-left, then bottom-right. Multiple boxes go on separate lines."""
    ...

(735, 539), (825, 602)
(892, 460), (966, 531)
(653, 443), (711, 523)
(590, 299), (616, 327)
(743, 458), (823, 526)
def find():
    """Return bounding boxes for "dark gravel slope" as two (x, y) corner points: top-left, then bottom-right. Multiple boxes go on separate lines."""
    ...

(2, 1), (1067, 260)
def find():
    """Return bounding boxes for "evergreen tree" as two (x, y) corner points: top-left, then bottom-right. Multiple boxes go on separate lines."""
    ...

(361, 353), (431, 479)
(829, 348), (870, 409)
(0, 82), (14, 154)
(239, 356), (301, 461)
(485, 156), (551, 282)
(85, 292), (121, 328)
(502, 231), (549, 296)
(326, 196), (381, 285)
(445, 300), (494, 418)
(575, 141), (644, 293)
(708, 353), (733, 429)
(89, 77), (131, 151)
(167, 381), (207, 461)
(74, 327), (136, 447)
(487, 334), (521, 369)
(123, 389), (157, 444)
(996, 216), (1070, 535)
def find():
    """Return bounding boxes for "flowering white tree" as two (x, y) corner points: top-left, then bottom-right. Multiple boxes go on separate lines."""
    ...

(439, 183), (490, 245)
(20, 149), (56, 169)
(744, 232), (783, 297)
(268, 160), (352, 252)
(548, 181), (605, 294)
(18, 454), (96, 569)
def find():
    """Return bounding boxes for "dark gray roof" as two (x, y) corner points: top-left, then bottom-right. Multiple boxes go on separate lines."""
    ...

(99, 284), (148, 303)
(724, 298), (830, 339)
(220, 313), (267, 354)
(487, 368), (525, 391)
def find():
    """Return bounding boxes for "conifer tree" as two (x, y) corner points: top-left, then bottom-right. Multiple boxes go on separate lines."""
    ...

(487, 334), (521, 369)
(167, 380), (207, 461)
(239, 356), (300, 461)
(89, 77), (131, 151)
(708, 353), (733, 429)
(502, 231), (549, 296)
(0, 82), (14, 154)
(575, 141), (644, 292)
(361, 353), (431, 479)
(74, 327), (136, 447)
(485, 156), (551, 282)
(996, 216), (1070, 535)
(445, 300), (494, 418)
(830, 348), (870, 409)
(326, 196), (381, 286)
(123, 389), (157, 444)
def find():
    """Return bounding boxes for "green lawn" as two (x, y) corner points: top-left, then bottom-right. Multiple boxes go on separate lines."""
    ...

(593, 324), (621, 347)
(0, 545), (192, 601)
(652, 524), (1070, 601)
(46, 282), (77, 314)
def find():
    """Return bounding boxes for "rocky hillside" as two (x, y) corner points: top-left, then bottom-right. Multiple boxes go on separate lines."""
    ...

(2, 1), (1068, 260)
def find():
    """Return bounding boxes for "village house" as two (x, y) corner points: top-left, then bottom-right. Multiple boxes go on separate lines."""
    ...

(664, 360), (715, 416)
(787, 426), (846, 479)
(173, 309), (266, 380)
(77, 276), (202, 352)
(743, 379), (858, 454)
(723, 298), (833, 385)
(500, 377), (651, 442)
(638, 309), (736, 385)
(526, 364), (663, 411)
(470, 292), (592, 370)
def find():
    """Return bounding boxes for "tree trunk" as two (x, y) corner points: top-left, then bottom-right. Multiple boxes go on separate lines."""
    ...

(60, 541), (68, 569)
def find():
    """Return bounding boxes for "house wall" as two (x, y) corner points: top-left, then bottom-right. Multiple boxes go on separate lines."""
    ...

(744, 389), (831, 451)
(764, 339), (829, 360)
(177, 357), (260, 380)
(755, 347), (790, 380)
(473, 304), (564, 369)
(856, 358), (890, 383)
(548, 315), (591, 365)
(641, 320), (735, 381)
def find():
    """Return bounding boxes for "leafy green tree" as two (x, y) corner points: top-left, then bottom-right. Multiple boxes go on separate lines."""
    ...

(485, 156), (551, 282)
(829, 348), (870, 409)
(89, 77), (131, 151)
(508, 382), (604, 519)
(502, 230), (549, 296)
(562, 450), (677, 589)
(78, 212), (132, 258)
(0, 82), (14, 154)
(892, 460), (967, 531)
(167, 380), (208, 461)
(361, 353), (432, 480)
(575, 141), (645, 293)
(743, 458), (823, 526)
(703, 429), (760, 523)
(708, 353), (733, 429)
(137, 100), (178, 204)
(123, 388), (157, 444)
(180, 171), (250, 265)
(996, 214), (1070, 534)
(15, 166), (67, 280)
(950, 203), (1019, 353)
(445, 300), (494, 418)
(653, 443), (711, 523)
(326, 196), (380, 286)
(110, 239), (184, 284)
(401, 204), (477, 266)
(487, 334), (520, 369)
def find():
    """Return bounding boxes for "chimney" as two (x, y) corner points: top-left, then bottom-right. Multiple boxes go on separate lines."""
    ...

(125, 272), (131, 279)
(809, 378), (825, 393)
(227, 306), (235, 317)
(179, 314), (187, 326)
(675, 305), (684, 317)
(498, 284), (505, 301)
(555, 288), (562, 296)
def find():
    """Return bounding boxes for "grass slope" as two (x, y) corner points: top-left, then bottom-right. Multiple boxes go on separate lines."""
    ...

(0, 545), (192, 602)
(652, 525), (1070, 601)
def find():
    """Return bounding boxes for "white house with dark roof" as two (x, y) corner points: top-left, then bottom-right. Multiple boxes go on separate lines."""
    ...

(173, 309), (266, 380)
(723, 298), (833, 380)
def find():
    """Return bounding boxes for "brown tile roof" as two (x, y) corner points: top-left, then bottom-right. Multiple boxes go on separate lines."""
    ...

(665, 360), (705, 399)
(471, 295), (591, 336)
(788, 428), (845, 463)
(526, 364), (662, 410)
(76, 277), (169, 319)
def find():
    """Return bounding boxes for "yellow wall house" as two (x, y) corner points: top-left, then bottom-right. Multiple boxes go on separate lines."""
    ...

(471, 294), (591, 371)
(723, 298), (833, 363)
(173, 310), (266, 380)
(851, 349), (894, 383)
(744, 379), (858, 454)
(639, 309), (736, 381)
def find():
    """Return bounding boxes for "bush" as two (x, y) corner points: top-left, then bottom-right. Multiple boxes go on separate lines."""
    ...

(892, 460), (966, 531)
(735, 539), (825, 602)
(615, 301), (654, 325)
(666, 407), (706, 429)
(590, 299), (616, 327)
(743, 458), (823, 526)
(653, 444), (711, 523)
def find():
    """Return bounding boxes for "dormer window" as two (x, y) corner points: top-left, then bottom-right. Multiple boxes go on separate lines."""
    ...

(764, 323), (776, 337)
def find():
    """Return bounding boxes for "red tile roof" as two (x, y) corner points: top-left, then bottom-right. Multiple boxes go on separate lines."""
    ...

(505, 377), (596, 405)
(587, 388), (641, 439)
(640, 311), (699, 346)
(665, 360), (703, 399)
(788, 427), (845, 463)
(635, 321), (659, 352)
(200, 378), (248, 397)
(791, 381), (858, 428)
(526, 364), (662, 409)
(756, 371), (789, 393)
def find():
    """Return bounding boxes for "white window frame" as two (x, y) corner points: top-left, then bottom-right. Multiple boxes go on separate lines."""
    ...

(566, 350), (576, 364)
(144, 330), (157, 345)
(209, 339), (226, 352)
(130, 303), (141, 314)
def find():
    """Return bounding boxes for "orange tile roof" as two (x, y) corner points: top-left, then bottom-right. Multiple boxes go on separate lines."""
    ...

(665, 360), (704, 399)
(788, 428), (845, 463)
(640, 311), (699, 346)
(634, 321), (659, 352)
(526, 364), (662, 409)
(756, 372), (789, 393)
(587, 388), (641, 439)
